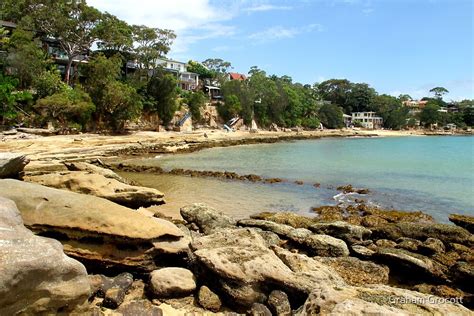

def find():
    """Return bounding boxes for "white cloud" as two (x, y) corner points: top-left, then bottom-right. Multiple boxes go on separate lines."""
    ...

(248, 24), (323, 43)
(86, 0), (237, 55)
(244, 4), (293, 12)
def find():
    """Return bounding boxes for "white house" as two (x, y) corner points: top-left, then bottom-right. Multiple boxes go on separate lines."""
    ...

(351, 112), (383, 129)
(156, 58), (199, 91)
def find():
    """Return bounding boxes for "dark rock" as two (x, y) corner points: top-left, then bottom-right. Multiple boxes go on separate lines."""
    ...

(419, 238), (445, 255)
(198, 286), (221, 312)
(449, 214), (474, 234)
(312, 205), (344, 222)
(0, 153), (29, 178)
(449, 243), (474, 262)
(103, 287), (126, 309)
(451, 261), (474, 291)
(375, 247), (447, 282)
(249, 303), (272, 316)
(180, 203), (236, 234)
(309, 221), (372, 244)
(89, 273), (133, 298)
(267, 290), (291, 316)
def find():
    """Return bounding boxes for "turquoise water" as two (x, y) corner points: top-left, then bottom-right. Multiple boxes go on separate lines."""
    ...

(127, 136), (474, 222)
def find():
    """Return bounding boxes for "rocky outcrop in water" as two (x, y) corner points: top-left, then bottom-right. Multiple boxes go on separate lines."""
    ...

(449, 214), (474, 234)
(0, 179), (188, 272)
(0, 197), (90, 315)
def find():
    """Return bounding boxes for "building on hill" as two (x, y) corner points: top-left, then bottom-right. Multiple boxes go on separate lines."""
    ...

(351, 112), (383, 129)
(155, 58), (199, 91)
(402, 99), (428, 115)
(228, 72), (247, 81)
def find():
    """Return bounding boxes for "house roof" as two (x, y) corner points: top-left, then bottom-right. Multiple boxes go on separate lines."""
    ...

(229, 72), (247, 80)
(0, 20), (17, 28)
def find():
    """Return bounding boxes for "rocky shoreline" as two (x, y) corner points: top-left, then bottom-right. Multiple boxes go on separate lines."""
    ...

(0, 153), (473, 315)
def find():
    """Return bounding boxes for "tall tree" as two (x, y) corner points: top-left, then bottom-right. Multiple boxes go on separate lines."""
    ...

(345, 83), (376, 113)
(25, 0), (102, 84)
(95, 13), (133, 52)
(317, 79), (352, 112)
(419, 101), (440, 127)
(429, 87), (449, 99)
(318, 103), (344, 129)
(132, 25), (176, 73)
(202, 58), (232, 84)
(146, 71), (178, 126)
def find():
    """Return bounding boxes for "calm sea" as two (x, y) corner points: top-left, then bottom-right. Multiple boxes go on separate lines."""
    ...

(123, 136), (474, 222)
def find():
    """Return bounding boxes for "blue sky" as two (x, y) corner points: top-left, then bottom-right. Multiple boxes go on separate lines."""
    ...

(88, 0), (473, 101)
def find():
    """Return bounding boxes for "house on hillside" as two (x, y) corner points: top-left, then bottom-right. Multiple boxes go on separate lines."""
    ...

(402, 100), (428, 115)
(156, 58), (199, 91)
(1, 20), (89, 81)
(351, 112), (383, 129)
(228, 72), (247, 81)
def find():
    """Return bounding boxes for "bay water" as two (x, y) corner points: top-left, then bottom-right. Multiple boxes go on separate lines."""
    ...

(123, 136), (473, 222)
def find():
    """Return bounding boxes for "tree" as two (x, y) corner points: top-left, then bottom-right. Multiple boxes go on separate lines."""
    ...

(345, 83), (376, 113)
(0, 74), (33, 124)
(33, 69), (67, 99)
(218, 94), (241, 121)
(429, 87), (449, 99)
(419, 101), (440, 127)
(463, 106), (474, 126)
(187, 60), (214, 84)
(29, 0), (103, 84)
(83, 54), (142, 131)
(186, 91), (207, 122)
(398, 94), (412, 102)
(202, 58), (232, 84)
(34, 86), (95, 130)
(318, 103), (344, 129)
(6, 28), (49, 88)
(318, 79), (352, 112)
(146, 71), (178, 126)
(132, 25), (176, 73)
(95, 13), (133, 52)
(371, 94), (408, 129)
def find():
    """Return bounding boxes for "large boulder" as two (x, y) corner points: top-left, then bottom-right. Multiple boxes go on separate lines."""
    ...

(149, 268), (197, 297)
(190, 228), (345, 307)
(64, 161), (132, 184)
(0, 197), (90, 315)
(0, 179), (188, 272)
(296, 283), (470, 315)
(181, 203), (236, 234)
(0, 152), (29, 178)
(24, 170), (164, 209)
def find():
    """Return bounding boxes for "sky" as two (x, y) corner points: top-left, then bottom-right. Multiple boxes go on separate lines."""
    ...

(87, 0), (474, 101)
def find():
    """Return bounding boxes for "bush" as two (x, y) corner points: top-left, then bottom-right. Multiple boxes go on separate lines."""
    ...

(318, 104), (344, 129)
(33, 69), (67, 99)
(301, 116), (321, 129)
(186, 91), (207, 122)
(34, 86), (95, 130)
(0, 74), (33, 124)
(218, 94), (241, 122)
(146, 72), (178, 126)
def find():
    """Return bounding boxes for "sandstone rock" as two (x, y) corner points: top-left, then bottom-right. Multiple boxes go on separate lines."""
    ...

(65, 161), (132, 184)
(413, 284), (466, 300)
(375, 247), (447, 282)
(351, 244), (375, 259)
(0, 197), (90, 315)
(150, 268), (196, 297)
(314, 256), (389, 285)
(103, 287), (126, 309)
(375, 239), (397, 248)
(251, 212), (317, 228)
(0, 152), (29, 178)
(372, 222), (473, 247)
(116, 300), (163, 316)
(240, 219), (349, 256)
(249, 303), (272, 316)
(181, 203), (236, 234)
(198, 286), (222, 312)
(419, 237), (445, 255)
(449, 214), (474, 234)
(24, 171), (164, 209)
(0, 179), (187, 272)
(450, 243), (474, 262)
(296, 283), (471, 316)
(191, 228), (345, 307)
(396, 237), (423, 252)
(309, 221), (372, 244)
(268, 290), (292, 316)
(287, 228), (349, 257)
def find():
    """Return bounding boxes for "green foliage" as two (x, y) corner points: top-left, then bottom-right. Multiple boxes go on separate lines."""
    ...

(318, 103), (344, 129)
(146, 72), (178, 126)
(429, 86), (449, 99)
(202, 58), (232, 84)
(301, 116), (321, 129)
(317, 79), (352, 112)
(187, 60), (214, 79)
(96, 13), (133, 52)
(0, 74), (33, 124)
(84, 54), (142, 131)
(34, 86), (95, 130)
(371, 94), (408, 129)
(419, 101), (440, 126)
(462, 106), (474, 126)
(6, 28), (49, 88)
(218, 94), (241, 121)
(186, 91), (207, 122)
(33, 69), (67, 99)
(221, 80), (253, 124)
(345, 83), (376, 113)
